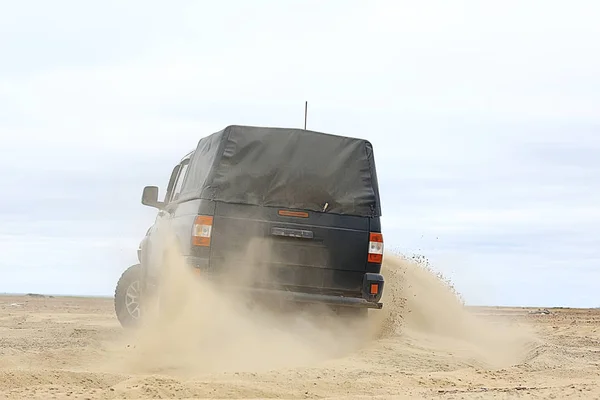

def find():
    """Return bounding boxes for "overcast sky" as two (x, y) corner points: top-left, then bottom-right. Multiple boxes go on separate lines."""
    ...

(1, 0), (599, 307)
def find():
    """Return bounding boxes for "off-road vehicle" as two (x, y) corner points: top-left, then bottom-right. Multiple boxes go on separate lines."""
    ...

(114, 125), (385, 328)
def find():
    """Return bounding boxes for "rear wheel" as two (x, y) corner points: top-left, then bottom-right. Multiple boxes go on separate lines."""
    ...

(114, 264), (143, 328)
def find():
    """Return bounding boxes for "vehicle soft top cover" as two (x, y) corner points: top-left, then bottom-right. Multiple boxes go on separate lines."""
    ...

(178, 125), (382, 217)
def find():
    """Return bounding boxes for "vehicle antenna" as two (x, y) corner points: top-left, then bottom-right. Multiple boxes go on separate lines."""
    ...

(304, 101), (308, 130)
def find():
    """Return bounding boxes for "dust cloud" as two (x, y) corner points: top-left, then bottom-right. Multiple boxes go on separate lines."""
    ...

(100, 237), (376, 376)
(376, 253), (540, 369)
(99, 240), (538, 376)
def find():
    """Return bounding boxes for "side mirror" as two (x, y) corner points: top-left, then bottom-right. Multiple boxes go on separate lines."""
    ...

(141, 186), (162, 209)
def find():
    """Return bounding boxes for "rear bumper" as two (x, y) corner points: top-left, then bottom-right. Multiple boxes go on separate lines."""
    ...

(237, 286), (384, 309)
(184, 256), (385, 310)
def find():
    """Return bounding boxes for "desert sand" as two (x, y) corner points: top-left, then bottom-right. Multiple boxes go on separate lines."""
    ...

(1, 255), (599, 399)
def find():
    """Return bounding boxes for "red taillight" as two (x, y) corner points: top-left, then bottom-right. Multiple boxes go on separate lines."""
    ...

(192, 215), (213, 247)
(368, 232), (384, 263)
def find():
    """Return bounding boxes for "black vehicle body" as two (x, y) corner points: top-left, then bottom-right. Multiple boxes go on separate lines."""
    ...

(115, 125), (385, 327)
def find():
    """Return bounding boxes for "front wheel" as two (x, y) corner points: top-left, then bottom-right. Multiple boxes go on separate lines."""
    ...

(114, 264), (143, 328)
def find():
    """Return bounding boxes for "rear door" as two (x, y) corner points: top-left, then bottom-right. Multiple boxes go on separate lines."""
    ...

(208, 202), (370, 295)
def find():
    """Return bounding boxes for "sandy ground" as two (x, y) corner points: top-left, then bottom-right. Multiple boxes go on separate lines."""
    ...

(1, 256), (599, 399)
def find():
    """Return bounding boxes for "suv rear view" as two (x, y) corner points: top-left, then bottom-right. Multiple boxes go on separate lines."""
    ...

(114, 125), (385, 328)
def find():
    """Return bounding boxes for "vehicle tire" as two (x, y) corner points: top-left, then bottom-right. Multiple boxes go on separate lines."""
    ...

(114, 264), (143, 329)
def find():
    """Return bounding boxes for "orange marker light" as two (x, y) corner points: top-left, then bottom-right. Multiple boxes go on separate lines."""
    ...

(278, 210), (309, 218)
(370, 283), (379, 295)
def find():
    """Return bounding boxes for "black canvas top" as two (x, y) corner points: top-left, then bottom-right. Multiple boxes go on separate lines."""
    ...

(178, 125), (382, 217)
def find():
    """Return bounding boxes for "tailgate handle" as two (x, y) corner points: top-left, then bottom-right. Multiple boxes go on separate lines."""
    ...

(271, 227), (314, 239)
